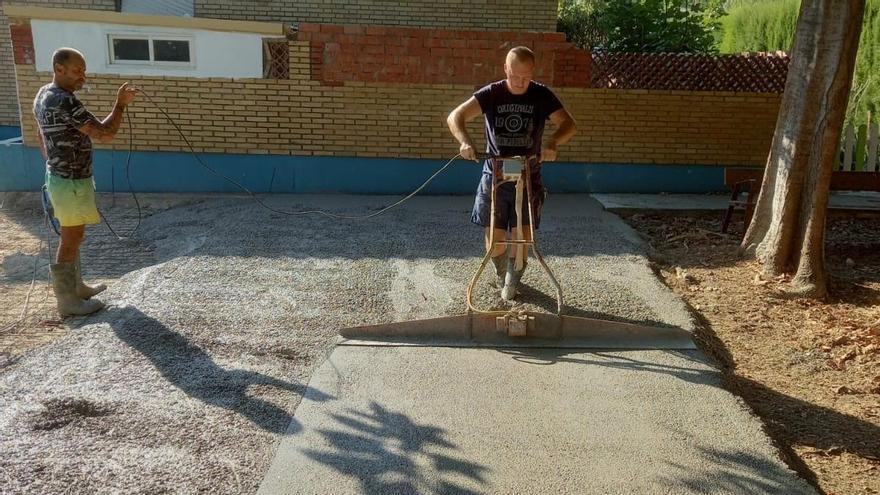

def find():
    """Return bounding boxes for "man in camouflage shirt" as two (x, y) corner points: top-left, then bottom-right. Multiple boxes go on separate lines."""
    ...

(33, 47), (137, 316)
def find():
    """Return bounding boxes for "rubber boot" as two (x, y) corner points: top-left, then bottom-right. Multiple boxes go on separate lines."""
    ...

(489, 254), (507, 289)
(501, 258), (527, 301)
(51, 262), (104, 316)
(74, 254), (106, 300)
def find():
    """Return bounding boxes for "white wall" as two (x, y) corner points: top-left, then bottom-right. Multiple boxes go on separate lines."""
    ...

(32, 19), (264, 78)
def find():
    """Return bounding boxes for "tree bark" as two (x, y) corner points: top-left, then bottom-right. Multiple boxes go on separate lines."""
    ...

(740, 0), (865, 299)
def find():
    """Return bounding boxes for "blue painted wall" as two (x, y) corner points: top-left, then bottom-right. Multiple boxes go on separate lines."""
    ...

(0, 144), (726, 194)
(0, 126), (21, 140)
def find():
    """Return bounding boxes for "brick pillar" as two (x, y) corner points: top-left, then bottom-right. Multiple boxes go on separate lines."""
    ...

(10, 23), (34, 66)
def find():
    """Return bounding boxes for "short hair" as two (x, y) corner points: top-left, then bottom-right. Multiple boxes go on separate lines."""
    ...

(506, 46), (536, 66)
(52, 47), (84, 67)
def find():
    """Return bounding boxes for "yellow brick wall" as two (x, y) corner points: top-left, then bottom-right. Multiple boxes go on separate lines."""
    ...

(195, 0), (558, 32)
(16, 42), (781, 166)
(557, 89), (780, 165)
(2, 0), (557, 127)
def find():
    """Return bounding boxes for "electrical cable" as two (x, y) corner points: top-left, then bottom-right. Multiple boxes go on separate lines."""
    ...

(11, 84), (469, 333)
(136, 87), (464, 221)
(97, 112), (141, 239)
(0, 207), (53, 336)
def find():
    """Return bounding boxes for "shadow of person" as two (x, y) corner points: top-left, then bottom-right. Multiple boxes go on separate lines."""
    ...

(92, 305), (333, 435)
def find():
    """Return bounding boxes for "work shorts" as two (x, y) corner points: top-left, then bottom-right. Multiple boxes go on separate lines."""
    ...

(471, 171), (546, 230)
(45, 173), (100, 227)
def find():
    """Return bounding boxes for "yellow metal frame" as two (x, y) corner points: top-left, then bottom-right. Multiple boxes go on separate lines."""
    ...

(465, 155), (564, 316)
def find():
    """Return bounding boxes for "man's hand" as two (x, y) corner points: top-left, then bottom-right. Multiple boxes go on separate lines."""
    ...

(116, 82), (137, 108)
(460, 142), (478, 162)
(447, 97), (483, 163)
(543, 108), (576, 163)
(79, 83), (136, 143)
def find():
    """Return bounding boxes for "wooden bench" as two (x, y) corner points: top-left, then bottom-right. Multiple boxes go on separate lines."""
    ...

(722, 168), (880, 234)
(725, 168), (880, 192)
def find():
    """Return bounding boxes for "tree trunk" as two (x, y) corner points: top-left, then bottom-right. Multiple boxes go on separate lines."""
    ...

(740, 0), (866, 299)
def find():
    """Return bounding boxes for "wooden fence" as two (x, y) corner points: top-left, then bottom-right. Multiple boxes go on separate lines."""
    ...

(840, 117), (880, 172)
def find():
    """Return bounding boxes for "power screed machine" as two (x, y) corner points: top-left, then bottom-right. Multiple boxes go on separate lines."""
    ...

(338, 155), (695, 350)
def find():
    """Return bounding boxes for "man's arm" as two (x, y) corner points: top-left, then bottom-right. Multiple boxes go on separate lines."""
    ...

(542, 108), (577, 162)
(34, 118), (48, 160)
(446, 96), (483, 161)
(77, 82), (137, 144)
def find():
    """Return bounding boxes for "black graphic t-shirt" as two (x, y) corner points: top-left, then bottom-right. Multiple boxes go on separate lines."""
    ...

(33, 83), (98, 179)
(473, 80), (563, 163)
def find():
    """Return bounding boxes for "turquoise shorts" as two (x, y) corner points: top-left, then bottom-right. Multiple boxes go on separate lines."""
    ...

(45, 173), (100, 227)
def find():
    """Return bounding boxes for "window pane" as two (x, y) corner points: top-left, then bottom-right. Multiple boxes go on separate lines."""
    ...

(112, 38), (149, 61)
(153, 40), (191, 62)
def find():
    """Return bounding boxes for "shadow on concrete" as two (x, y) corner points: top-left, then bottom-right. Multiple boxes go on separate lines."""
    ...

(656, 441), (818, 494)
(302, 401), (490, 494)
(501, 318), (880, 493)
(690, 305), (880, 473)
(86, 305), (333, 435)
(497, 348), (719, 388)
(516, 281), (680, 329)
(499, 349), (880, 472)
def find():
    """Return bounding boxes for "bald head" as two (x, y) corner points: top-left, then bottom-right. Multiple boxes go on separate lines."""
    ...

(52, 47), (87, 92)
(53, 47), (85, 68)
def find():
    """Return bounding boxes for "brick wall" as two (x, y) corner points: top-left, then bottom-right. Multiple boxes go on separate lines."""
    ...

(299, 24), (589, 87)
(10, 23), (33, 64)
(194, 0), (559, 32)
(12, 25), (780, 166)
(557, 89), (779, 165)
(0, 0), (117, 126)
(1, 0), (557, 127)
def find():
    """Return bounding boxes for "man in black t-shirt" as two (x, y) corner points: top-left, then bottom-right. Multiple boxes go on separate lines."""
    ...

(447, 46), (576, 301)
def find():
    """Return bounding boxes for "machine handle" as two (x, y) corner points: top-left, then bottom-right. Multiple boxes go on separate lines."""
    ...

(468, 153), (541, 162)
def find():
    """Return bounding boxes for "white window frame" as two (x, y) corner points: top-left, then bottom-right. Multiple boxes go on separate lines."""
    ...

(107, 32), (195, 68)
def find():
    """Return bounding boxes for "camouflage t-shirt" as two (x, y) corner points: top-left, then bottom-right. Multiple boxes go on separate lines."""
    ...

(33, 84), (98, 179)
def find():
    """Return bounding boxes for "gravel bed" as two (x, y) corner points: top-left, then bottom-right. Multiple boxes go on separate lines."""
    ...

(0, 193), (692, 494)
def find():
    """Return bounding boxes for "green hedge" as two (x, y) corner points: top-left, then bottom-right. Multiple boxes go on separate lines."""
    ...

(719, 0), (879, 125)
(720, 0), (800, 53)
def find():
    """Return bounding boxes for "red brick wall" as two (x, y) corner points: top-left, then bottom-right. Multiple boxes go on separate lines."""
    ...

(298, 24), (591, 87)
(195, 0), (558, 32)
(10, 23), (34, 65)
